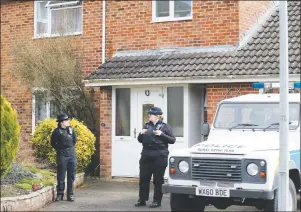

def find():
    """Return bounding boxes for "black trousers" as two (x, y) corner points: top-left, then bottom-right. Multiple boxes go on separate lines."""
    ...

(138, 154), (168, 203)
(56, 151), (76, 197)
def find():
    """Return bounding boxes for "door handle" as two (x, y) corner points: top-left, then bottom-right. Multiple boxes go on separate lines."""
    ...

(134, 128), (137, 138)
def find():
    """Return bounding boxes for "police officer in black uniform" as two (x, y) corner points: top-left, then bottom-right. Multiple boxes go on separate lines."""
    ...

(135, 106), (176, 208)
(51, 113), (77, 202)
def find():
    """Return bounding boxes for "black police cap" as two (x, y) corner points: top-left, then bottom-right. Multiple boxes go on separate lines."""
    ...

(148, 107), (163, 115)
(56, 113), (70, 122)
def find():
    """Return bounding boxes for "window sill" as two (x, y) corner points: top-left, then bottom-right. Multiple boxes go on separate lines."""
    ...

(32, 32), (82, 40)
(152, 16), (192, 23)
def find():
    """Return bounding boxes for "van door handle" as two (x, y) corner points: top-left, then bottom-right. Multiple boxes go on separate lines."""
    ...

(134, 128), (137, 138)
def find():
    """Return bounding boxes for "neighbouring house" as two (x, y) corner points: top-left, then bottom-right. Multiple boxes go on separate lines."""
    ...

(1, 1), (299, 178)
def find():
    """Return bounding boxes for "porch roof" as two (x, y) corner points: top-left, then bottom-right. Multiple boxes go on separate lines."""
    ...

(85, 1), (300, 84)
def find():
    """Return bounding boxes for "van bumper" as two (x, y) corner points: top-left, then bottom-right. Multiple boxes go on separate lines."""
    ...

(162, 184), (274, 200)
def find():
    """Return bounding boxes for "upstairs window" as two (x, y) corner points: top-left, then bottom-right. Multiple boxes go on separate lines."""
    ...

(34, 0), (82, 37)
(152, 0), (192, 22)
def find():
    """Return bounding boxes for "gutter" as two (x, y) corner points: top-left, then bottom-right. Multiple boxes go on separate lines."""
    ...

(102, 0), (106, 64)
(83, 74), (300, 87)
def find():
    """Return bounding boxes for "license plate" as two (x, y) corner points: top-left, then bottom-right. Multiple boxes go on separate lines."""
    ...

(196, 187), (230, 197)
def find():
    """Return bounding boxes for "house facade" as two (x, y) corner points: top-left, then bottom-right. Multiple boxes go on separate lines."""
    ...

(1, 1), (300, 178)
(1, 0), (103, 165)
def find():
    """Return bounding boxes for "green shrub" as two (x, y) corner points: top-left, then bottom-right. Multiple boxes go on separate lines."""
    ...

(19, 178), (41, 185)
(31, 118), (96, 173)
(19, 177), (55, 187)
(15, 183), (32, 190)
(0, 95), (21, 178)
(25, 165), (39, 174)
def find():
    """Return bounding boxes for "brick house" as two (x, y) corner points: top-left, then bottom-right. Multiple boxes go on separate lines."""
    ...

(1, 1), (300, 178)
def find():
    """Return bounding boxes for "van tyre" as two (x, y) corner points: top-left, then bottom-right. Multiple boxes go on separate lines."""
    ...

(264, 178), (297, 211)
(170, 193), (205, 212)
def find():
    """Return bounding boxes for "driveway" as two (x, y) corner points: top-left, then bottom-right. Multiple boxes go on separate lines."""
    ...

(41, 178), (299, 211)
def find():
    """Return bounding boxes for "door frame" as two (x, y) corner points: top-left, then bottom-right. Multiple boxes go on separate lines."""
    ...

(111, 84), (189, 177)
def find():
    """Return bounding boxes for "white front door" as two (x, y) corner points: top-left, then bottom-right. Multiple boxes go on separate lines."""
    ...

(136, 87), (164, 134)
(112, 87), (164, 177)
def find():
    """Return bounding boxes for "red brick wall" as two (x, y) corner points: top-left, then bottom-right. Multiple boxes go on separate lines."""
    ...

(106, 0), (240, 56)
(82, 0), (103, 75)
(105, 1), (270, 57)
(98, 87), (112, 177)
(238, 1), (271, 40)
(1, 1), (35, 163)
(207, 84), (258, 125)
(0, 0), (103, 163)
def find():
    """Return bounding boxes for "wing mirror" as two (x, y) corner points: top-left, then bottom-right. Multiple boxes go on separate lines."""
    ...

(202, 123), (210, 137)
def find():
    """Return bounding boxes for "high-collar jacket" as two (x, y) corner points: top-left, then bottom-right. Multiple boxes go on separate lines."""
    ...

(51, 126), (77, 154)
(137, 120), (176, 157)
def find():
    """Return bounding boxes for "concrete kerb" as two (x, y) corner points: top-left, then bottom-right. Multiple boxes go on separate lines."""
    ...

(0, 172), (85, 212)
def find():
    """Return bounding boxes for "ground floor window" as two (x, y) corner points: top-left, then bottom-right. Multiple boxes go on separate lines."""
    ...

(33, 91), (58, 126)
(167, 87), (184, 137)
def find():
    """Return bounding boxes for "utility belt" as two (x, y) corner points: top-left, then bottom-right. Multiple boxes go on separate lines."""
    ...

(143, 144), (167, 150)
(56, 146), (75, 156)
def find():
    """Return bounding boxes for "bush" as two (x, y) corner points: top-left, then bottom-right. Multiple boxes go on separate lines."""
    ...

(0, 95), (21, 178)
(31, 118), (96, 173)
(0, 163), (36, 185)
(15, 183), (32, 190)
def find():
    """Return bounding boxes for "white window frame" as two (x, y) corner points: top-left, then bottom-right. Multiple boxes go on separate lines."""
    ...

(45, 0), (80, 8)
(152, 0), (193, 23)
(34, 1), (83, 38)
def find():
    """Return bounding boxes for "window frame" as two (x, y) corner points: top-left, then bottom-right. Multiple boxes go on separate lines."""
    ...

(45, 0), (80, 8)
(34, 1), (83, 38)
(152, 0), (193, 23)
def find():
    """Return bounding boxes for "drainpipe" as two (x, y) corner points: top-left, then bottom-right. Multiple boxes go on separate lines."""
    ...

(102, 0), (106, 64)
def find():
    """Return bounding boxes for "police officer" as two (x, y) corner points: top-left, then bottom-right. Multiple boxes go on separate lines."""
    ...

(135, 106), (176, 208)
(51, 113), (77, 202)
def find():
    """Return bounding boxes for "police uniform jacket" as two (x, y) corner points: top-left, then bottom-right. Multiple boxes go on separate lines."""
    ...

(51, 126), (77, 156)
(137, 120), (176, 157)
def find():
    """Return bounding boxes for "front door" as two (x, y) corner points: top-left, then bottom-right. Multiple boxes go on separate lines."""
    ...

(136, 87), (164, 135)
(112, 87), (164, 177)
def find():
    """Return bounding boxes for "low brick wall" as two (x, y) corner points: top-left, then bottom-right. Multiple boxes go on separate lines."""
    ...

(0, 172), (85, 212)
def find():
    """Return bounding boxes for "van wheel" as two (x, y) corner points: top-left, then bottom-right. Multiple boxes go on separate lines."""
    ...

(170, 194), (205, 212)
(264, 178), (297, 211)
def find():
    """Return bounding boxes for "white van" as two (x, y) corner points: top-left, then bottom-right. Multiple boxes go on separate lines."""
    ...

(162, 84), (300, 212)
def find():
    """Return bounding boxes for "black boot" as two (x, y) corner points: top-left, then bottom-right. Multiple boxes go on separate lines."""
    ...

(149, 201), (161, 208)
(55, 194), (63, 201)
(134, 199), (146, 207)
(67, 195), (75, 202)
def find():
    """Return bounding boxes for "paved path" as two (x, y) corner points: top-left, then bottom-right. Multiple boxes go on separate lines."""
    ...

(42, 178), (299, 211)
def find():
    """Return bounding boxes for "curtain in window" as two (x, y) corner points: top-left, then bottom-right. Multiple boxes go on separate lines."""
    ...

(174, 0), (192, 18)
(51, 7), (82, 34)
(36, 1), (48, 34)
(156, 1), (169, 17)
(35, 93), (47, 125)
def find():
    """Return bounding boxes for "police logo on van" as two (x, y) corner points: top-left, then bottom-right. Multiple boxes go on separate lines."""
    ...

(195, 143), (247, 154)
